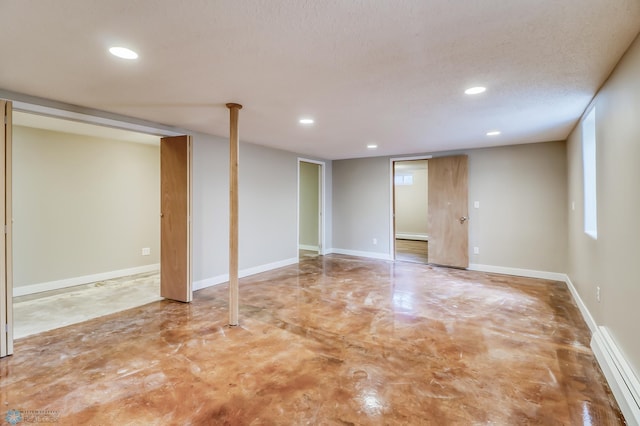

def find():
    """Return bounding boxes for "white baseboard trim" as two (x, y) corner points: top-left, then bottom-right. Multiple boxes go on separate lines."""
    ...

(395, 233), (429, 241)
(329, 248), (393, 261)
(468, 263), (566, 282)
(13, 263), (160, 297)
(592, 327), (640, 425)
(563, 275), (597, 334)
(193, 257), (299, 291)
(298, 244), (319, 251)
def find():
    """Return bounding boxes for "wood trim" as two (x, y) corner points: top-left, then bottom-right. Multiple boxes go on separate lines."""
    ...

(227, 103), (242, 326)
(187, 136), (192, 301)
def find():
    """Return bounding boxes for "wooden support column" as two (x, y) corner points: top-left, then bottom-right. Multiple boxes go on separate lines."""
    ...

(226, 103), (242, 326)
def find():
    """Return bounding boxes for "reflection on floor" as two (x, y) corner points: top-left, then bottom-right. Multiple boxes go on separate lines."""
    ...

(2, 255), (623, 424)
(13, 271), (161, 339)
(395, 238), (428, 263)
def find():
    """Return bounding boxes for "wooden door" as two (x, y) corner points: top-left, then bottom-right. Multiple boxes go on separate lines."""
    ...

(1, 100), (13, 357)
(160, 135), (192, 302)
(427, 155), (469, 268)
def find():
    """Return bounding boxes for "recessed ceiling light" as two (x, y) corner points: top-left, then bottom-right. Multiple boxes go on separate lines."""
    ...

(109, 46), (138, 60)
(299, 118), (314, 125)
(367, 144), (378, 149)
(465, 86), (486, 95)
(486, 130), (501, 136)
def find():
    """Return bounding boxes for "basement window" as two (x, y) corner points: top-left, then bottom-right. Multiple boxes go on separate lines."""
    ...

(394, 175), (413, 186)
(582, 106), (597, 239)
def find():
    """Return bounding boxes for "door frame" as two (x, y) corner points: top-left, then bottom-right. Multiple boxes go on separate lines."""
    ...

(297, 158), (326, 255)
(389, 155), (432, 261)
(1, 100), (13, 357)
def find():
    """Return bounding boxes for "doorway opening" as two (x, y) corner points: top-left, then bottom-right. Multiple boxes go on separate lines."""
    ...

(393, 159), (429, 264)
(11, 111), (164, 339)
(298, 159), (325, 260)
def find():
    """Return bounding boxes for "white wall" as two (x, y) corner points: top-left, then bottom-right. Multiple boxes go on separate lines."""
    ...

(567, 33), (640, 384)
(333, 141), (568, 272)
(13, 126), (160, 289)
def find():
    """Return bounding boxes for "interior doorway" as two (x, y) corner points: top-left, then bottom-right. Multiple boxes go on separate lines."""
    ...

(7, 108), (191, 341)
(393, 159), (429, 264)
(298, 159), (325, 260)
(391, 155), (470, 269)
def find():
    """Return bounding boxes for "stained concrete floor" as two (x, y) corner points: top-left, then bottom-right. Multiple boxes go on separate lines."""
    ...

(1, 255), (623, 424)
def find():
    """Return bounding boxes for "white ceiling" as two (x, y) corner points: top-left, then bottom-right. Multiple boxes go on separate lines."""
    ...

(1, 1), (639, 160)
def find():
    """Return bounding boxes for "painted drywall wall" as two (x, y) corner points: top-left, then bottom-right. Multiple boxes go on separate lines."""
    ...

(190, 131), (229, 283)
(192, 133), (314, 286)
(333, 141), (567, 272)
(394, 161), (428, 238)
(192, 134), (303, 280)
(468, 141), (567, 272)
(239, 142), (299, 268)
(13, 126), (160, 287)
(567, 33), (640, 379)
(299, 161), (319, 248)
(333, 156), (391, 255)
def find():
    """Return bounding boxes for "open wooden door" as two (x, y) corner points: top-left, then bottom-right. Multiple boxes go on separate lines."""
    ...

(427, 155), (469, 268)
(160, 135), (192, 302)
(1, 100), (13, 357)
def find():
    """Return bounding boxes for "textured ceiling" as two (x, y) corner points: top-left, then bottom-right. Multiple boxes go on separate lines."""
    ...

(1, 1), (639, 159)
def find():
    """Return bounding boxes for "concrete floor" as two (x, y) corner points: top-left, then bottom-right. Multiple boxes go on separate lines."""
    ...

(13, 271), (161, 338)
(1, 255), (623, 424)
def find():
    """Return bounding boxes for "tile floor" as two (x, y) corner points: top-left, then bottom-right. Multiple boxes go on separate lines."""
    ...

(0, 255), (624, 424)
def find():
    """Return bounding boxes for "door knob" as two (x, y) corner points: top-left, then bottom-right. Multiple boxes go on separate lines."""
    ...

(459, 216), (468, 223)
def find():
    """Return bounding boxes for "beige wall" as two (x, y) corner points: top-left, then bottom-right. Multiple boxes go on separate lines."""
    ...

(299, 161), (319, 248)
(333, 156), (391, 254)
(567, 34), (640, 378)
(190, 131), (229, 283)
(333, 141), (567, 273)
(13, 126), (160, 287)
(468, 141), (567, 271)
(394, 161), (428, 237)
(191, 134), (310, 281)
(239, 142), (300, 269)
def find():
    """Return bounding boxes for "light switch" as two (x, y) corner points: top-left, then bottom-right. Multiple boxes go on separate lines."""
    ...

(474, 201), (480, 209)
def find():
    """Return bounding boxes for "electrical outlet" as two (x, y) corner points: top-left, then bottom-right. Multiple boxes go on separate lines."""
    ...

(571, 201), (575, 211)
(473, 247), (480, 255)
(596, 286), (601, 302)
(372, 238), (377, 245)
(142, 247), (151, 256)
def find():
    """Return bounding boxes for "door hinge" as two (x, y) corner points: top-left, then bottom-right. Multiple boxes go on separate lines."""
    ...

(5, 324), (8, 333)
